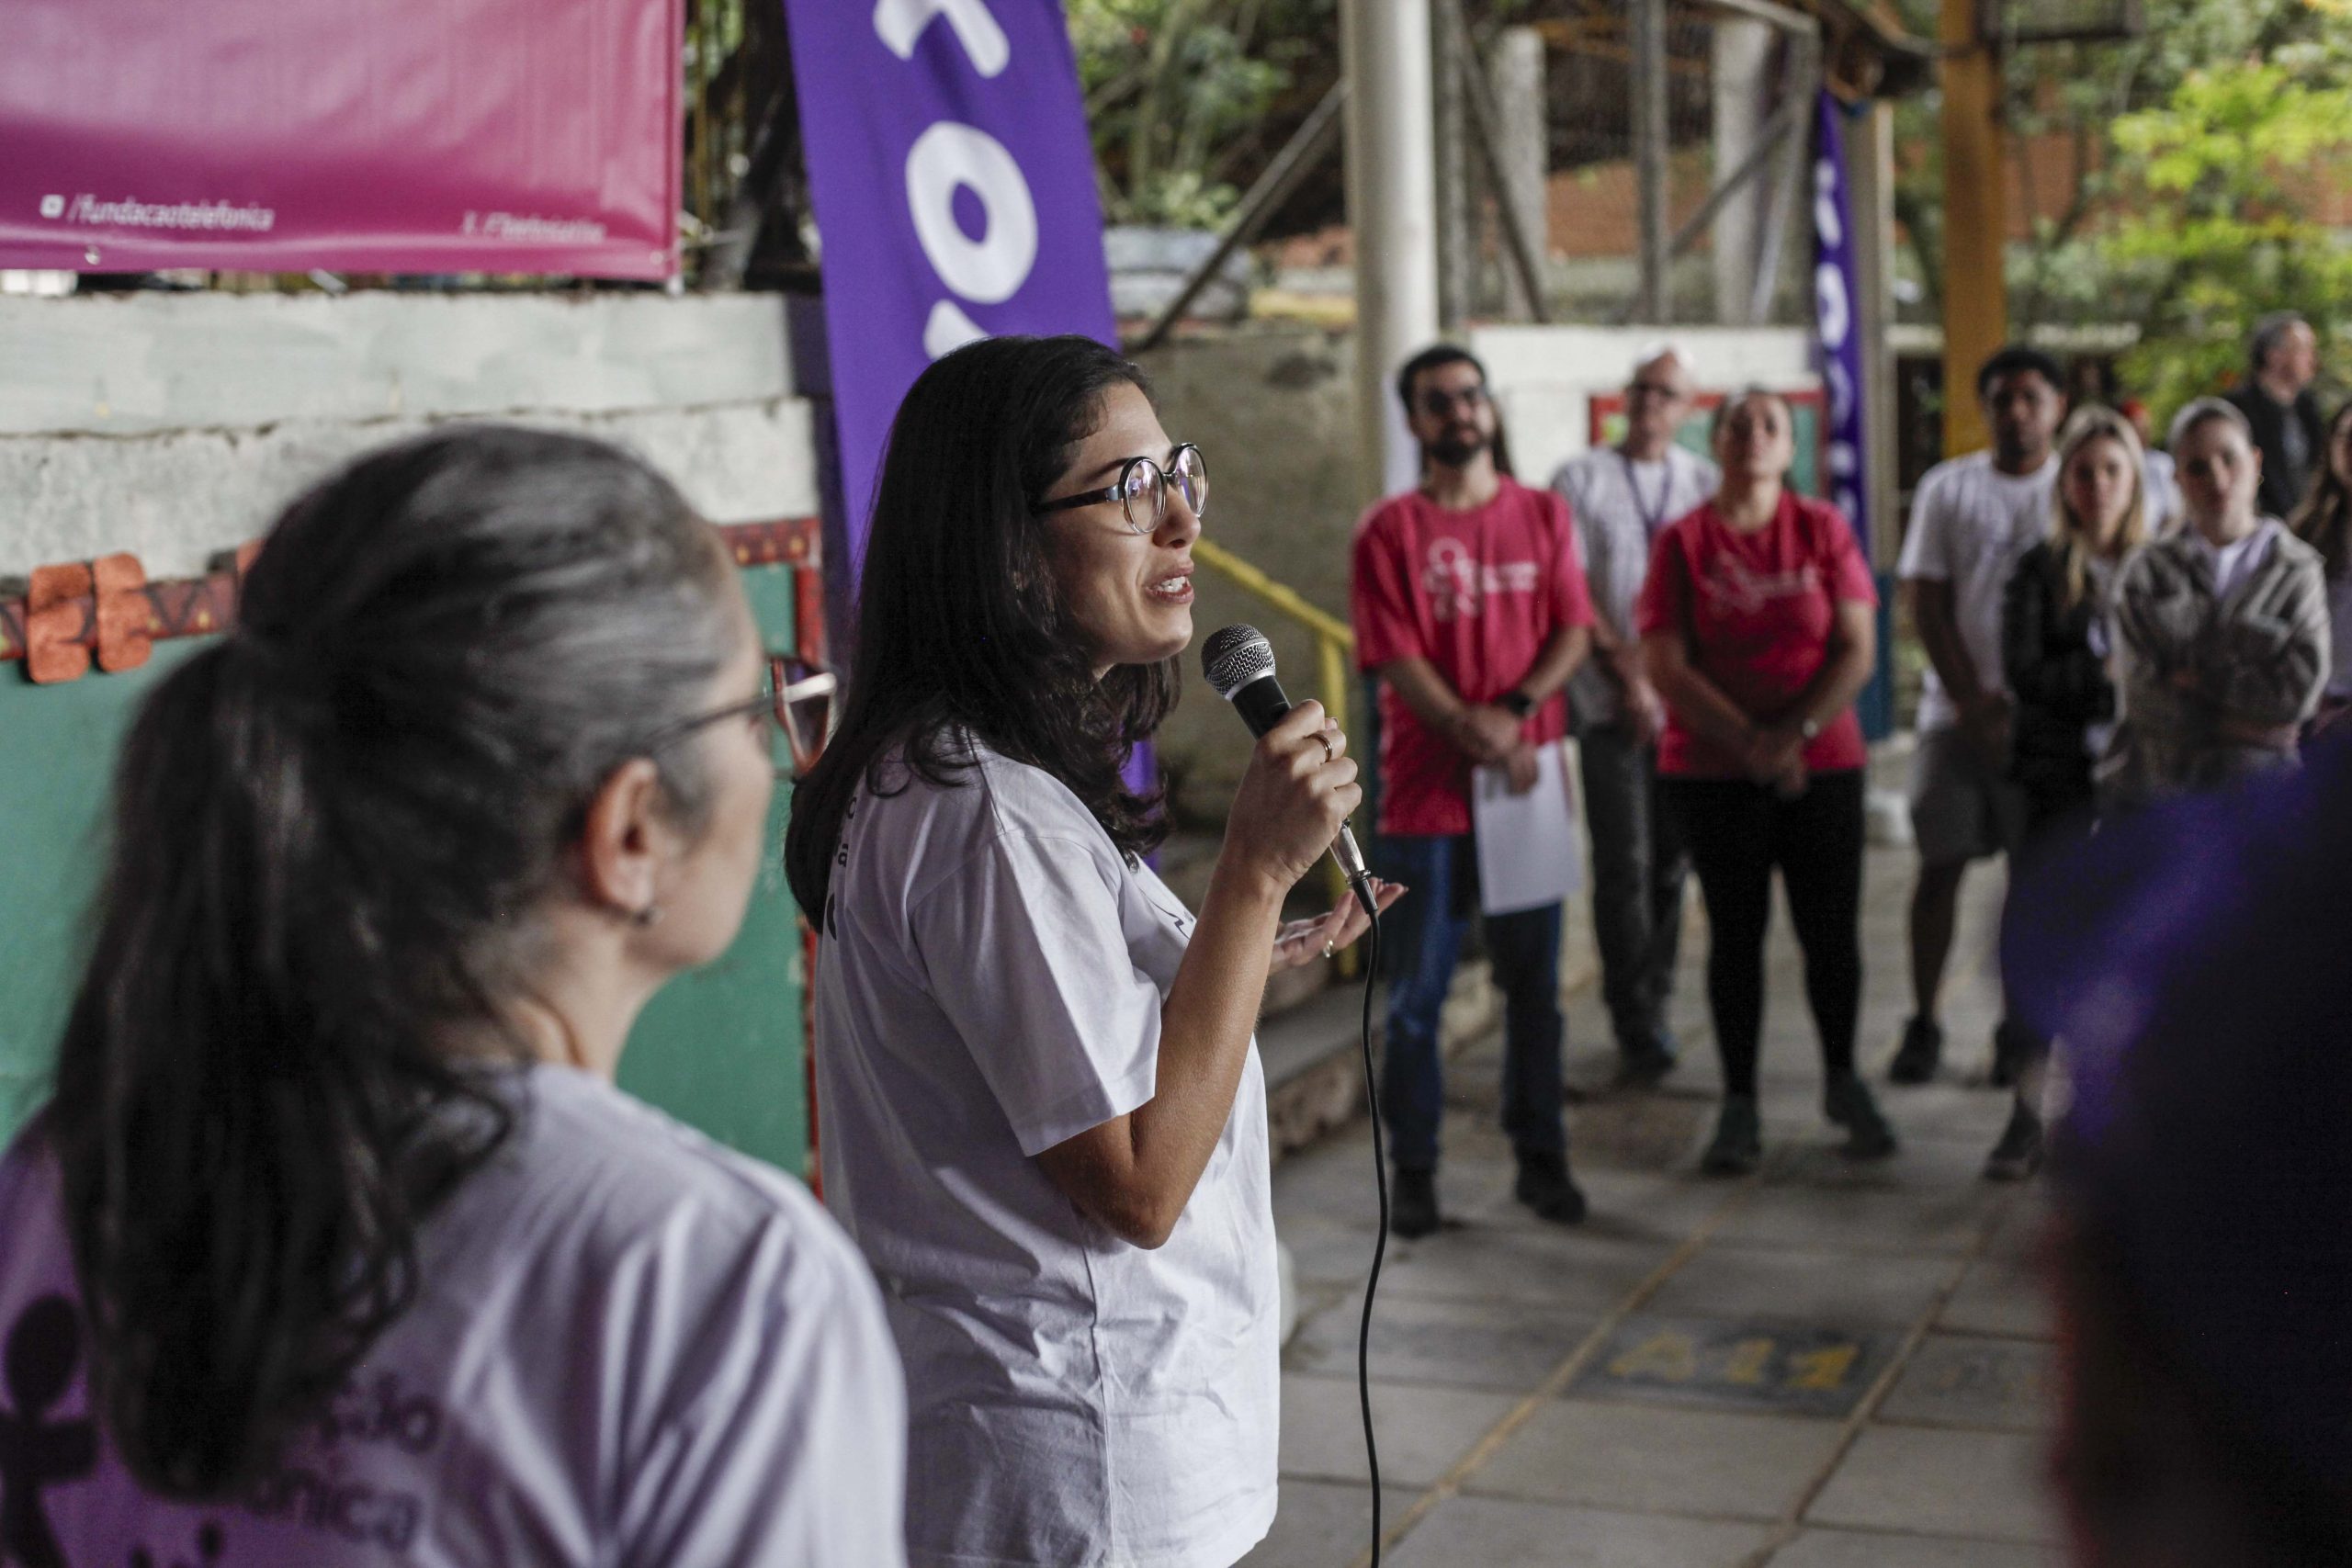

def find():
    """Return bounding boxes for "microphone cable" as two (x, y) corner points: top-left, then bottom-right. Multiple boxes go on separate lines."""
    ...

(1351, 907), (1387, 1566)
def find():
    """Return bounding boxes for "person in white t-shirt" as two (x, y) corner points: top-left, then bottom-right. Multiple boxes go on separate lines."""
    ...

(1890, 345), (2066, 1088)
(784, 335), (1399, 1568)
(1551, 345), (1719, 1085)
(0, 428), (907, 1568)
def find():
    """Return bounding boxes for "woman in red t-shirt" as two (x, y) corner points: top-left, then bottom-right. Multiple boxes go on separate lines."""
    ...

(1635, 388), (1894, 1175)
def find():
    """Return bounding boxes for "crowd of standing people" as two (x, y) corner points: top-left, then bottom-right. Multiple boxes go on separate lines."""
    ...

(1347, 320), (2345, 1215)
(0, 315), (2346, 1568)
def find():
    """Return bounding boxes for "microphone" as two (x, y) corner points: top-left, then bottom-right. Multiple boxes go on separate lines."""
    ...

(1202, 625), (1377, 919)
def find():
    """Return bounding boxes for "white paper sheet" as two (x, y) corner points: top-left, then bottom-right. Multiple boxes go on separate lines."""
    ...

(1471, 739), (1583, 917)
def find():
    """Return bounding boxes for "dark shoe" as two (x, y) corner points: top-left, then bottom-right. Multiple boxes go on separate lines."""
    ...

(1616, 1037), (1679, 1089)
(1702, 1095), (1763, 1176)
(1391, 1167), (1440, 1238)
(1514, 1150), (1589, 1224)
(1826, 1075), (1900, 1160)
(1983, 1102), (2045, 1181)
(1989, 1019), (2037, 1089)
(1888, 1016), (1944, 1085)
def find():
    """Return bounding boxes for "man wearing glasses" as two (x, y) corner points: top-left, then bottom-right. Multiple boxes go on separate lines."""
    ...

(1550, 346), (1717, 1089)
(1350, 344), (1596, 1237)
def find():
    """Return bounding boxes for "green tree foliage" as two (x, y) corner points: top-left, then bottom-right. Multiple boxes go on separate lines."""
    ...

(1890, 0), (2352, 412)
(2101, 17), (2352, 410)
(1069, 0), (1327, 227)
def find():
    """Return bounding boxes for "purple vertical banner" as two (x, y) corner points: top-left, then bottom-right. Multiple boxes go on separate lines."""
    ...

(782, 1), (1151, 793)
(1813, 89), (1893, 739)
(781, 0), (1118, 564)
(1811, 89), (1870, 559)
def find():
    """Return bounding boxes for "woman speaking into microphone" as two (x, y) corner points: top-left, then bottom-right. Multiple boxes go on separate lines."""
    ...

(786, 334), (1396, 1568)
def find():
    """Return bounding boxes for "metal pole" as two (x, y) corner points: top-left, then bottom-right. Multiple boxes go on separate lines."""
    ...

(1453, 18), (1550, 324)
(1343, 0), (1442, 504)
(1747, 37), (1818, 324)
(1128, 84), (1347, 355)
(1489, 27), (1549, 321)
(1433, 1), (1474, 330)
(1632, 0), (1670, 322)
(1711, 17), (1770, 325)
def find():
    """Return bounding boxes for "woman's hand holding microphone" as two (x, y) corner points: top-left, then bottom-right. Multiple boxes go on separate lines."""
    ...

(1221, 701), (1404, 962)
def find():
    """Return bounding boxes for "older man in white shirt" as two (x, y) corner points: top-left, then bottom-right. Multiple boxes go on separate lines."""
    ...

(1552, 346), (1719, 1084)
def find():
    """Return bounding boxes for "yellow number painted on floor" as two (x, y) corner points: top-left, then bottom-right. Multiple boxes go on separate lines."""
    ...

(1787, 1344), (1860, 1391)
(1609, 1331), (1699, 1383)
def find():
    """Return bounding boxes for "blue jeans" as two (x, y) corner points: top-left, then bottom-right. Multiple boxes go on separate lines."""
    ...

(1375, 833), (1566, 1172)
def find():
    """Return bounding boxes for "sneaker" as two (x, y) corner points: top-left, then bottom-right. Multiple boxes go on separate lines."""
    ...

(1888, 1016), (1944, 1085)
(1826, 1075), (1899, 1160)
(1702, 1095), (1763, 1176)
(1390, 1167), (1440, 1238)
(1513, 1150), (1589, 1224)
(1989, 1020), (2038, 1089)
(1983, 1102), (2045, 1181)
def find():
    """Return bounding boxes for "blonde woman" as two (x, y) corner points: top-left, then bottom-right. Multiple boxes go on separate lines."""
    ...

(1985, 406), (2149, 1178)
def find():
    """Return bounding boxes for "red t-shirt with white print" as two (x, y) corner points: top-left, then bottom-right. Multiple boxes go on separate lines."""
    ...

(1634, 491), (1879, 779)
(1351, 477), (1595, 836)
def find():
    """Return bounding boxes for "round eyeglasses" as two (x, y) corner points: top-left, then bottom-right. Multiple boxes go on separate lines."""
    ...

(644, 653), (839, 777)
(1035, 444), (1208, 535)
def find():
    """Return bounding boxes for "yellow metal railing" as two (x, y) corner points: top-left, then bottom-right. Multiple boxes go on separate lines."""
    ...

(1191, 537), (1365, 973)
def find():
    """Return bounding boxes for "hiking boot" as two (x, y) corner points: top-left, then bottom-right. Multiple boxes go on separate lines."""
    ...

(1983, 1101), (2045, 1181)
(1989, 1019), (2038, 1089)
(1702, 1095), (1763, 1177)
(1888, 1016), (1944, 1085)
(1390, 1167), (1440, 1238)
(1826, 1075), (1900, 1160)
(1514, 1150), (1589, 1224)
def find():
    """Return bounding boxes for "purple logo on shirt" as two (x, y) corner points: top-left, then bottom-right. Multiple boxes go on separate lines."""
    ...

(0, 1294), (96, 1568)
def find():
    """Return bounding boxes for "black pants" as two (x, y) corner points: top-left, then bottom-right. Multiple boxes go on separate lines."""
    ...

(1577, 723), (1689, 1053)
(1661, 770), (1866, 1099)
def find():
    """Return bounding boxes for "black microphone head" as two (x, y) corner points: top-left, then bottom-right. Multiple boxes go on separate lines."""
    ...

(1202, 625), (1275, 701)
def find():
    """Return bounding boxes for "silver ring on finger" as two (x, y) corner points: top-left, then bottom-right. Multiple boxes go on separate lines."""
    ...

(1317, 731), (1337, 764)
(1321, 942), (1336, 959)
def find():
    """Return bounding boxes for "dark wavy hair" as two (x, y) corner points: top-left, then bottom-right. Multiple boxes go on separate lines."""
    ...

(786, 334), (1174, 916)
(41, 425), (738, 1497)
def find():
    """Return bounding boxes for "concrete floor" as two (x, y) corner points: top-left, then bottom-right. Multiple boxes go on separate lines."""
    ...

(1243, 836), (2063, 1568)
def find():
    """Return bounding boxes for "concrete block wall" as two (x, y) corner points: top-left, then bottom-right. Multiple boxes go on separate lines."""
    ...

(0, 291), (820, 580)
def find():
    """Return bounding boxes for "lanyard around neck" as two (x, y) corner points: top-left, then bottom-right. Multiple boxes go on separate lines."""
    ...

(1617, 449), (1672, 534)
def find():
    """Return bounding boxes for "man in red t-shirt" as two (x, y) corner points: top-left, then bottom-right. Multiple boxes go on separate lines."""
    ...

(1350, 344), (1596, 1237)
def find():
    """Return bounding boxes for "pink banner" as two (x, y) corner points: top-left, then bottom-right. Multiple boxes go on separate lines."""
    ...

(0, 0), (680, 279)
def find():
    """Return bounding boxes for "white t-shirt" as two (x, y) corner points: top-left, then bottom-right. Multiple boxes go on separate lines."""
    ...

(813, 739), (1280, 1568)
(1896, 449), (2059, 731)
(2143, 450), (2181, 531)
(0, 1066), (907, 1568)
(1552, 445), (1721, 728)
(2194, 516), (2283, 604)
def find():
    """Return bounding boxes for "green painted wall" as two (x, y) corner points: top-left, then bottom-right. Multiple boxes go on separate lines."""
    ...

(0, 561), (808, 1175)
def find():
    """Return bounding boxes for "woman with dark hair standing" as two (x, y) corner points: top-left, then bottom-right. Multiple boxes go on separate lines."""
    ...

(2290, 400), (2352, 735)
(786, 334), (1393, 1568)
(0, 428), (906, 1565)
(1637, 389), (1893, 1175)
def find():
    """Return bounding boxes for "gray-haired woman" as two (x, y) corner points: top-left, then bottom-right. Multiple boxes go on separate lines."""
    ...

(2102, 398), (2332, 809)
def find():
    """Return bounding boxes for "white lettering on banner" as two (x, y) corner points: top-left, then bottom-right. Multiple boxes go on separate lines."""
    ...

(925, 298), (989, 357)
(874, 0), (1010, 77)
(55, 194), (276, 232)
(1814, 150), (1862, 523)
(906, 121), (1037, 305)
(873, 0), (1038, 362)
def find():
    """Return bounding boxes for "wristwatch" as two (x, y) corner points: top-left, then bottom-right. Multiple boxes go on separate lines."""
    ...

(1498, 690), (1537, 719)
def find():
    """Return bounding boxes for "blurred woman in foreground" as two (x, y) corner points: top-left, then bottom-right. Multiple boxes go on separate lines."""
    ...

(0, 427), (905, 1565)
